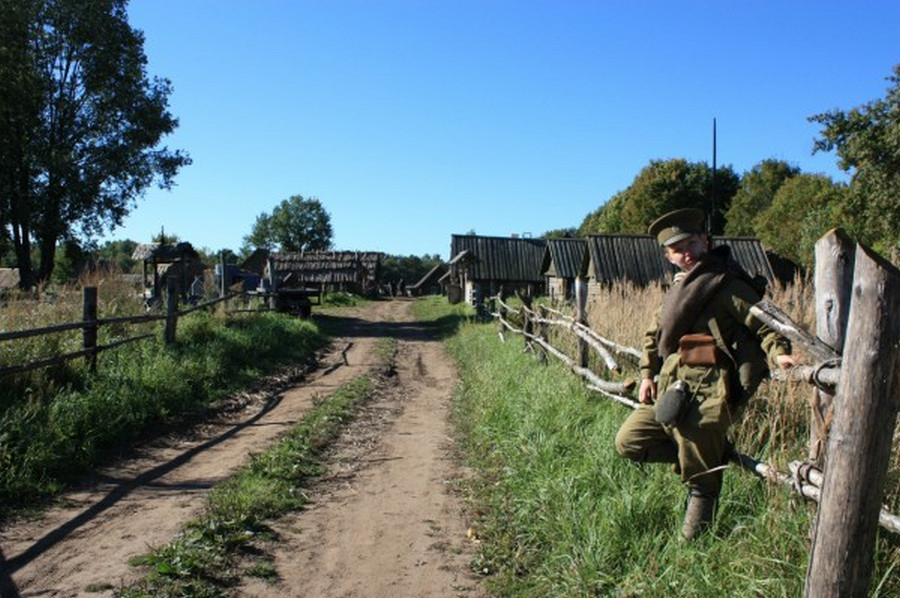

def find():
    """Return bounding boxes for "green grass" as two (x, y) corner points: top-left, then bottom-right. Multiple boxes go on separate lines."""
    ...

(120, 339), (396, 597)
(0, 310), (328, 517)
(441, 307), (900, 598)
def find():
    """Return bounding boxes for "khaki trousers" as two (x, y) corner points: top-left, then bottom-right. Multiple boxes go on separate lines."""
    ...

(614, 403), (729, 496)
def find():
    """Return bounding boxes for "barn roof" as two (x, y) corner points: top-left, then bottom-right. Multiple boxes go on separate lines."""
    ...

(450, 234), (546, 283)
(586, 234), (675, 286)
(710, 237), (776, 284)
(269, 250), (384, 286)
(131, 242), (201, 263)
(411, 262), (448, 290)
(585, 234), (776, 287)
(241, 248), (270, 276)
(541, 237), (587, 278)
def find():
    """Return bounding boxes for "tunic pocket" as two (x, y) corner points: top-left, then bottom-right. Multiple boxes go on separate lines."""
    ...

(679, 334), (718, 367)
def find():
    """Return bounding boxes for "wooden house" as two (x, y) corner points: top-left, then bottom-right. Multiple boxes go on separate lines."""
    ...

(448, 234), (546, 305)
(540, 237), (587, 302)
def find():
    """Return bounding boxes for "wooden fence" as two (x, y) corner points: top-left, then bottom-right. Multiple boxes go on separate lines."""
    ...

(494, 228), (900, 598)
(0, 279), (242, 379)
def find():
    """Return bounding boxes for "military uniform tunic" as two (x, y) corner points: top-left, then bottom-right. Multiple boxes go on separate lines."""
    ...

(614, 255), (791, 496)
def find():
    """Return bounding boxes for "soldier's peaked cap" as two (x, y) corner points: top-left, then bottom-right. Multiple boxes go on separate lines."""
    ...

(648, 208), (705, 246)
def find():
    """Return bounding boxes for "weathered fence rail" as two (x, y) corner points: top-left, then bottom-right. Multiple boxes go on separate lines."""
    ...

(494, 227), (900, 597)
(0, 285), (242, 379)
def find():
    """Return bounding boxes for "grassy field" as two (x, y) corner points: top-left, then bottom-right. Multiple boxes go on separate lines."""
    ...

(413, 285), (900, 598)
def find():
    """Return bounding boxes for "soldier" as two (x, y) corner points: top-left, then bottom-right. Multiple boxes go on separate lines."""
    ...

(614, 208), (796, 540)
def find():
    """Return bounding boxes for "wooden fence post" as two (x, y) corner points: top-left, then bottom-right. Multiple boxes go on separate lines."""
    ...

(537, 304), (549, 363)
(575, 276), (588, 368)
(267, 257), (277, 311)
(82, 286), (98, 372)
(164, 277), (179, 345)
(219, 251), (227, 298)
(810, 229), (855, 465)
(803, 243), (900, 598)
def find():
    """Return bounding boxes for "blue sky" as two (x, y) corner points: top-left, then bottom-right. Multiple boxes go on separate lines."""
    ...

(108, 0), (900, 260)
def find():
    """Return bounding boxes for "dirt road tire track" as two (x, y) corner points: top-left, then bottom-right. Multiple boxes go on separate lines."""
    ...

(0, 299), (484, 598)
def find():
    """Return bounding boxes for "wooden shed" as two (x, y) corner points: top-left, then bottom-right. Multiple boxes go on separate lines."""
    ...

(132, 242), (206, 305)
(265, 250), (383, 296)
(540, 237), (587, 302)
(448, 234), (546, 305)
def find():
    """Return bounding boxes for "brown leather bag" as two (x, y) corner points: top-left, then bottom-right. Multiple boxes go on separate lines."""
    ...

(679, 334), (718, 366)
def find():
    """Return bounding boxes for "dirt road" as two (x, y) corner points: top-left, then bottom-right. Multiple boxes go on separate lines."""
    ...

(0, 299), (485, 597)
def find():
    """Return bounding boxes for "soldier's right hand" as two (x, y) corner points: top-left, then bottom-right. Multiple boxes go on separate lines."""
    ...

(639, 378), (657, 405)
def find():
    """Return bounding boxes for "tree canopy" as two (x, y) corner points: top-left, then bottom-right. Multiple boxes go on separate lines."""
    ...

(753, 173), (847, 266)
(809, 64), (900, 255)
(0, 0), (189, 288)
(243, 195), (333, 254)
(724, 159), (801, 237)
(578, 159), (739, 237)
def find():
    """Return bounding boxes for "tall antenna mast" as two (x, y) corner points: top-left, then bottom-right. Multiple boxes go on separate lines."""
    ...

(710, 118), (717, 236)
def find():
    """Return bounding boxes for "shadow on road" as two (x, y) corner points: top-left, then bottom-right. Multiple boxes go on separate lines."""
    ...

(2, 390), (287, 585)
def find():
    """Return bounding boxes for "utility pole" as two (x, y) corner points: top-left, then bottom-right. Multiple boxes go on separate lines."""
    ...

(710, 118), (717, 236)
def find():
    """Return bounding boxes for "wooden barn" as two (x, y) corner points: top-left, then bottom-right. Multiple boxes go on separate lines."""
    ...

(540, 237), (587, 302)
(584, 234), (777, 296)
(448, 234), (546, 305)
(264, 250), (384, 296)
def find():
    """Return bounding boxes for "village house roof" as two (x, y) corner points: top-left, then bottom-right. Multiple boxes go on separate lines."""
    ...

(585, 234), (777, 287)
(711, 237), (777, 284)
(541, 237), (588, 279)
(585, 234), (674, 286)
(449, 234), (546, 283)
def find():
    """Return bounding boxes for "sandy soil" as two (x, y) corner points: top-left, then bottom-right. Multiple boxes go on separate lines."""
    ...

(0, 298), (485, 598)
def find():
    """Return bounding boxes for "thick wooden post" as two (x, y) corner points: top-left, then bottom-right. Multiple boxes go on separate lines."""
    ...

(164, 277), (179, 345)
(804, 244), (900, 598)
(810, 229), (855, 464)
(82, 287), (98, 372)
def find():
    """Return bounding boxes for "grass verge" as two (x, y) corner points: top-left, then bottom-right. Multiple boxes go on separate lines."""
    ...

(0, 310), (328, 519)
(118, 337), (397, 597)
(439, 302), (900, 598)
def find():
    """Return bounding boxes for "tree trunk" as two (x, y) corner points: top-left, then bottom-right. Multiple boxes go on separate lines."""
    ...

(12, 223), (34, 290)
